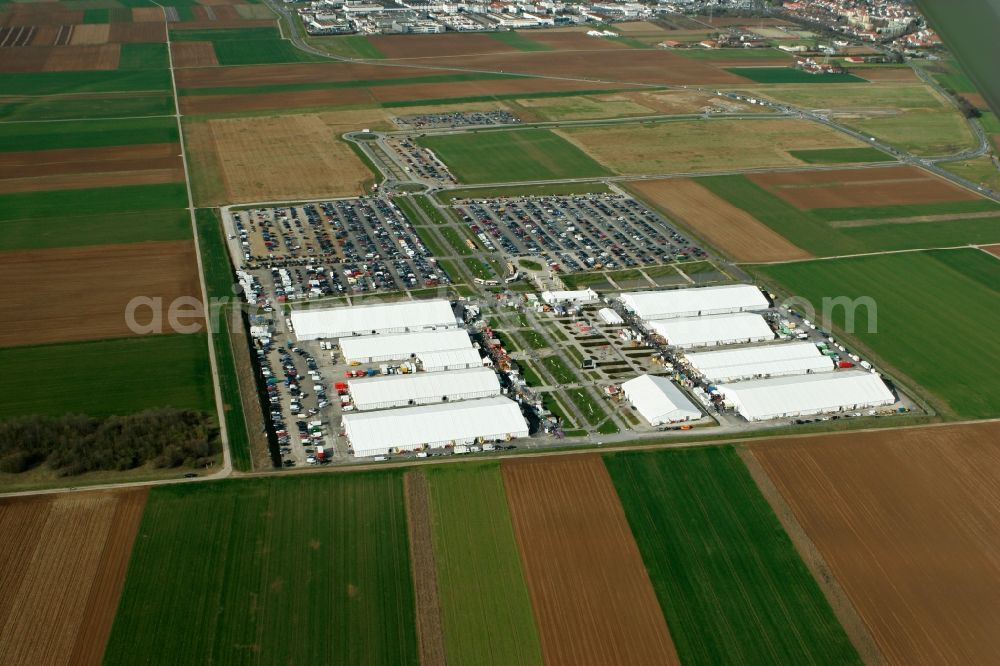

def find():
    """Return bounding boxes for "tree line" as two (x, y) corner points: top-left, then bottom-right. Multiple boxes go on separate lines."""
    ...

(0, 409), (221, 477)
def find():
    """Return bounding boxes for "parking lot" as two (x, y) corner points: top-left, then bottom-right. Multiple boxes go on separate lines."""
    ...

(452, 193), (708, 273)
(393, 109), (521, 130)
(384, 137), (457, 185)
(226, 198), (452, 298)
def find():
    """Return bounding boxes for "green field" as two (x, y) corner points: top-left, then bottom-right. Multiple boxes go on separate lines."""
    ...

(699, 174), (1000, 256)
(463, 257), (495, 280)
(212, 39), (328, 65)
(758, 249), (1000, 419)
(118, 43), (170, 70)
(0, 70), (171, 95)
(440, 226), (473, 255)
(0, 334), (213, 419)
(727, 67), (867, 84)
(0, 209), (191, 252)
(0, 95), (174, 121)
(419, 129), (611, 184)
(104, 473), (418, 665)
(519, 329), (548, 350)
(789, 147), (895, 163)
(195, 208), (252, 471)
(0, 116), (178, 152)
(307, 34), (386, 60)
(567, 387), (607, 426)
(488, 30), (551, 52)
(851, 109), (976, 156)
(605, 447), (861, 665)
(542, 354), (578, 385)
(0, 183), (187, 222)
(425, 465), (543, 666)
(169, 27), (283, 42)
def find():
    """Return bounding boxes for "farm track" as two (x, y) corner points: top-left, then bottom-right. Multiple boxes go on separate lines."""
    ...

(404, 472), (448, 666)
(502, 456), (679, 666)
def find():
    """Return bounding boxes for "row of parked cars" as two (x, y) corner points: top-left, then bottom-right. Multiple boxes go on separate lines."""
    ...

(388, 138), (457, 184)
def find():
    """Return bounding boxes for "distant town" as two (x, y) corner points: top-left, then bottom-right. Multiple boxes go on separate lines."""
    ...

(298, 0), (941, 55)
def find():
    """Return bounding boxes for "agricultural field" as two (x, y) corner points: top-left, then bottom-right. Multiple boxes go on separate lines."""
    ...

(424, 464), (543, 666)
(104, 474), (418, 665)
(419, 128), (611, 184)
(508, 88), (765, 122)
(605, 447), (859, 664)
(0, 241), (201, 346)
(502, 456), (680, 665)
(0, 333), (214, 420)
(751, 421), (1000, 664)
(699, 170), (1000, 257)
(0, 489), (148, 666)
(628, 178), (812, 262)
(725, 67), (867, 84)
(758, 249), (1000, 419)
(184, 113), (376, 205)
(557, 118), (866, 175)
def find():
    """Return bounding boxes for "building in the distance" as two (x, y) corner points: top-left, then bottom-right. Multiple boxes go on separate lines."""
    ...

(715, 370), (895, 421)
(621, 374), (701, 425)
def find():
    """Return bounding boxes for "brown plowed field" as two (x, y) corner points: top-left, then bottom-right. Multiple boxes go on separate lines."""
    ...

(0, 165), (181, 194)
(175, 61), (455, 88)
(749, 165), (980, 209)
(44, 43), (120, 70)
(368, 76), (634, 104)
(193, 114), (372, 203)
(981, 244), (1000, 258)
(750, 422), (1000, 666)
(0, 142), (180, 169)
(629, 178), (812, 262)
(171, 41), (218, 68)
(369, 33), (520, 59)
(0, 489), (147, 666)
(31, 24), (61, 46)
(132, 7), (164, 22)
(502, 456), (679, 666)
(512, 30), (631, 51)
(68, 23), (109, 45)
(404, 472), (447, 666)
(0, 46), (51, 72)
(1, 10), (84, 27)
(180, 85), (374, 114)
(108, 22), (165, 43)
(0, 241), (201, 346)
(394, 49), (746, 85)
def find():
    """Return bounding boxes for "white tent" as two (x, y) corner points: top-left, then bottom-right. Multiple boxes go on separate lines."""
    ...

(340, 328), (472, 364)
(684, 341), (834, 382)
(418, 348), (485, 372)
(647, 313), (774, 349)
(343, 396), (529, 457)
(541, 288), (599, 304)
(290, 299), (456, 340)
(621, 374), (701, 425)
(348, 367), (501, 411)
(598, 308), (624, 325)
(716, 370), (894, 421)
(620, 284), (768, 320)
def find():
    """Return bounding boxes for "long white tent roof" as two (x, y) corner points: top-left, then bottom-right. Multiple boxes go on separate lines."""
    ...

(291, 299), (456, 340)
(648, 313), (774, 348)
(418, 347), (484, 371)
(340, 328), (472, 362)
(685, 341), (833, 382)
(348, 367), (500, 410)
(620, 284), (768, 321)
(343, 396), (528, 455)
(621, 374), (701, 425)
(716, 370), (894, 421)
(541, 288), (599, 304)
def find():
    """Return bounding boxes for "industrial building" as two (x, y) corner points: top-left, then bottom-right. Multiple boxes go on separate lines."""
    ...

(290, 299), (457, 340)
(620, 284), (768, 320)
(541, 288), (599, 305)
(715, 370), (895, 421)
(347, 367), (501, 411)
(340, 328), (472, 364)
(598, 308), (624, 325)
(621, 374), (701, 425)
(647, 313), (775, 349)
(418, 348), (485, 373)
(342, 396), (529, 457)
(684, 341), (834, 383)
